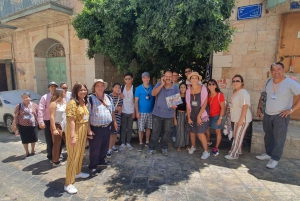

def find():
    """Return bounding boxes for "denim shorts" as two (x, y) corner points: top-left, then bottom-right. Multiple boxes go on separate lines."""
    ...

(209, 115), (222, 130)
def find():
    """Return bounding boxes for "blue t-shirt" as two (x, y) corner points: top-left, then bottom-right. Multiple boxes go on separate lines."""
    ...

(152, 82), (180, 118)
(135, 84), (154, 113)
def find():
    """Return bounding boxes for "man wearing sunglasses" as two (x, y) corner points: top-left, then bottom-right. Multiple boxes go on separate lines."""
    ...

(256, 62), (300, 169)
(119, 72), (136, 151)
(60, 83), (72, 103)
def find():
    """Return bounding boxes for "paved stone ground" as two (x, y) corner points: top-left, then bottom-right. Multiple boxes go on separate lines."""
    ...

(0, 127), (300, 201)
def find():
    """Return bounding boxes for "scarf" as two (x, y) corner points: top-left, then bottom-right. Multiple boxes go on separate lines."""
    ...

(186, 85), (209, 122)
(223, 103), (233, 140)
(21, 102), (36, 126)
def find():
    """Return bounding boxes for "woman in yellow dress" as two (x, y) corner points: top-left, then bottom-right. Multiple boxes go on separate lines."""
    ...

(64, 83), (90, 194)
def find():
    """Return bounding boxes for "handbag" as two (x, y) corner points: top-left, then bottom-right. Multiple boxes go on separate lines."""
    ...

(260, 79), (271, 113)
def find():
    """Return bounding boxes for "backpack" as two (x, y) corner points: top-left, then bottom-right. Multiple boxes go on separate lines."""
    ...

(121, 85), (135, 96)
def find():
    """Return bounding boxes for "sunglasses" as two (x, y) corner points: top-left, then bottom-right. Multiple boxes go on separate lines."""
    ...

(232, 80), (241, 83)
(62, 87), (68, 90)
(208, 83), (216, 86)
(185, 70), (191, 73)
(124, 78), (132, 81)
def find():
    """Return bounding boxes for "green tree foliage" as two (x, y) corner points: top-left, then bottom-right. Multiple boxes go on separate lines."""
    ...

(72, 0), (235, 83)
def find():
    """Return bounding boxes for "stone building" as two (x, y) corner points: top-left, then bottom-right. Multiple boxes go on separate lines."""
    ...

(212, 0), (300, 120)
(0, 0), (299, 120)
(0, 0), (126, 95)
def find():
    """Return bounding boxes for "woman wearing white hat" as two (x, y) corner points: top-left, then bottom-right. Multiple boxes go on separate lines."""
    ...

(186, 72), (210, 160)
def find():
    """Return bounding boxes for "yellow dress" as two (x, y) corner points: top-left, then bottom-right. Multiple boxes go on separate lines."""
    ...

(65, 100), (89, 185)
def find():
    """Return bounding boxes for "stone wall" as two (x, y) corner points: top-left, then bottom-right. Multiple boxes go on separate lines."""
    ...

(212, 0), (300, 119)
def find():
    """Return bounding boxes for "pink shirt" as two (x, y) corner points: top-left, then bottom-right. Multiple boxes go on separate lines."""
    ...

(38, 93), (52, 124)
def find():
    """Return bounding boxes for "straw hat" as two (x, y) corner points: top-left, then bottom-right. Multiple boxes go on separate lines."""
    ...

(187, 72), (202, 81)
(92, 79), (108, 92)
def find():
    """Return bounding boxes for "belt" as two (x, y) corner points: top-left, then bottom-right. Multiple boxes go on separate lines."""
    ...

(92, 124), (110, 128)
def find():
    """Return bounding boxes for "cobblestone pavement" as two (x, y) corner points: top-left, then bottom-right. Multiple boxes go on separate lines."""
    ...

(0, 127), (300, 201)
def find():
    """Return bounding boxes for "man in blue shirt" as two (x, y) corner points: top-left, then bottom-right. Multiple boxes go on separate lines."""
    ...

(134, 72), (155, 151)
(148, 71), (179, 156)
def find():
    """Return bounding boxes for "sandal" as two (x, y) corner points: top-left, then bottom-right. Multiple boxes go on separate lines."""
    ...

(177, 147), (181, 152)
(185, 146), (190, 151)
(22, 153), (30, 159)
(30, 151), (36, 156)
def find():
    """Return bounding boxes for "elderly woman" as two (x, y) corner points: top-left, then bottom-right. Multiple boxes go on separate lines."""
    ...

(49, 88), (66, 166)
(186, 72), (210, 160)
(87, 79), (118, 177)
(225, 74), (252, 160)
(64, 83), (90, 194)
(12, 92), (39, 159)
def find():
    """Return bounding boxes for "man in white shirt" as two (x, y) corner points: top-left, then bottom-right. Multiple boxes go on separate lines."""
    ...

(60, 83), (72, 103)
(119, 72), (136, 151)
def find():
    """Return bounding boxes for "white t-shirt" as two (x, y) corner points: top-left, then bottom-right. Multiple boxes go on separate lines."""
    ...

(230, 89), (252, 123)
(265, 77), (300, 115)
(65, 91), (72, 103)
(122, 85), (135, 114)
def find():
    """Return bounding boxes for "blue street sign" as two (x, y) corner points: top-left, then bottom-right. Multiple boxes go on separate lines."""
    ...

(237, 3), (262, 20)
(291, 1), (300, 10)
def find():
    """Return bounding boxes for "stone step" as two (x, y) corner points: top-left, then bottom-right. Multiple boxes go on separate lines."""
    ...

(251, 120), (300, 159)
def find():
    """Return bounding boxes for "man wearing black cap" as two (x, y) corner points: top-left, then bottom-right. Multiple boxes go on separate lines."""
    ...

(38, 81), (58, 162)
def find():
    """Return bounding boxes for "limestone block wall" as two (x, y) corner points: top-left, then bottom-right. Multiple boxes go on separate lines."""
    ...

(212, 0), (299, 119)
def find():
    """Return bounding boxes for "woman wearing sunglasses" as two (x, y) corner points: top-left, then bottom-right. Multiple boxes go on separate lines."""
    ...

(225, 74), (252, 160)
(206, 79), (225, 156)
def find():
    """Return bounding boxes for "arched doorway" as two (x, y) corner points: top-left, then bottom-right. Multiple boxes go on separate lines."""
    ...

(34, 39), (67, 95)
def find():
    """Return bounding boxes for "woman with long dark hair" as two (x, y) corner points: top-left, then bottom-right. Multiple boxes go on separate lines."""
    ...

(49, 88), (66, 166)
(64, 83), (90, 194)
(206, 79), (225, 156)
(225, 75), (252, 160)
(174, 83), (190, 151)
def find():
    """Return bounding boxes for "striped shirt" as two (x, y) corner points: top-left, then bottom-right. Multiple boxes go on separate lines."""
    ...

(88, 94), (114, 126)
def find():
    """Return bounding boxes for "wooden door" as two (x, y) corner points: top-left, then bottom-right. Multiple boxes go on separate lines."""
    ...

(0, 64), (8, 92)
(278, 12), (300, 120)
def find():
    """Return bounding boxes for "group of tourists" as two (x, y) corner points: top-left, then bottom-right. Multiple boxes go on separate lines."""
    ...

(11, 62), (300, 194)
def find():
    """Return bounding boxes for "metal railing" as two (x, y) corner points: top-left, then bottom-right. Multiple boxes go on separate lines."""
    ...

(0, 0), (72, 19)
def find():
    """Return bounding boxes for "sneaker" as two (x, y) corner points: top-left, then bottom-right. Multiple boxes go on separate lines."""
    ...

(147, 149), (156, 155)
(119, 144), (126, 151)
(138, 144), (143, 152)
(188, 146), (196, 154)
(112, 146), (118, 153)
(75, 172), (89, 179)
(145, 142), (149, 147)
(161, 148), (168, 156)
(201, 151), (210, 159)
(207, 141), (212, 146)
(126, 143), (134, 150)
(53, 161), (65, 167)
(90, 169), (98, 177)
(256, 153), (271, 160)
(212, 148), (219, 156)
(225, 155), (238, 160)
(266, 159), (278, 169)
(106, 150), (112, 158)
(64, 184), (78, 194)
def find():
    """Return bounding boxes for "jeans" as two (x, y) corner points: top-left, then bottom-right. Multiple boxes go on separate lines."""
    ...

(149, 115), (173, 150)
(121, 113), (133, 144)
(263, 113), (290, 161)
